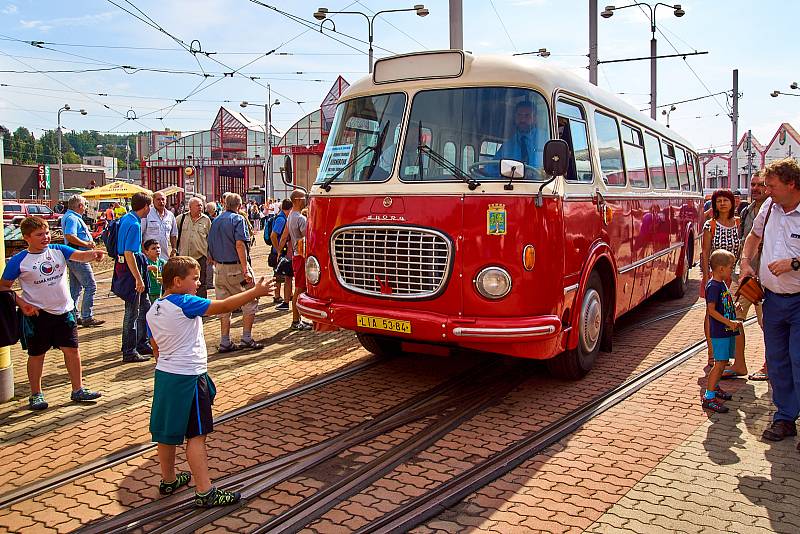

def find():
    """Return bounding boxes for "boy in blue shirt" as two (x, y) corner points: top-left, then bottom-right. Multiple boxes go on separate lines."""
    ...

(703, 249), (743, 413)
(1, 217), (104, 410)
(147, 256), (273, 507)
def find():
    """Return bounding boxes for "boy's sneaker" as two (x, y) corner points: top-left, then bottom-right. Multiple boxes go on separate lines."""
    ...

(714, 388), (733, 401)
(703, 398), (729, 413)
(194, 487), (241, 508)
(275, 302), (290, 311)
(71, 388), (102, 402)
(159, 472), (191, 495)
(28, 393), (48, 411)
(291, 321), (312, 331)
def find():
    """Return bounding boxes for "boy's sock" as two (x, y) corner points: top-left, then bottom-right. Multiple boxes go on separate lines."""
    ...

(242, 330), (253, 343)
(703, 389), (716, 400)
(220, 335), (231, 347)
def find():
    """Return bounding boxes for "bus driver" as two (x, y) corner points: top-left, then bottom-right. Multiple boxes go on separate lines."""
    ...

(495, 100), (543, 168)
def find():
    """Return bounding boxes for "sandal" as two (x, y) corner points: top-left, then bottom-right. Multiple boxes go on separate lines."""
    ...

(217, 343), (241, 354)
(748, 370), (768, 381)
(239, 339), (264, 350)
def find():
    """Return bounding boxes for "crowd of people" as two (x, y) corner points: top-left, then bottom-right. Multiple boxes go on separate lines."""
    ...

(700, 157), (800, 457)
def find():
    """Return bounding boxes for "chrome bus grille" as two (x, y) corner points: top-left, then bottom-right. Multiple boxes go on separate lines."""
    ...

(331, 226), (452, 299)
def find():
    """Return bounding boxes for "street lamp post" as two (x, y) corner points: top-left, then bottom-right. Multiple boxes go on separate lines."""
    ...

(313, 4), (429, 73)
(241, 86), (280, 199)
(661, 104), (676, 127)
(57, 104), (87, 196)
(771, 90), (800, 98)
(601, 3), (685, 120)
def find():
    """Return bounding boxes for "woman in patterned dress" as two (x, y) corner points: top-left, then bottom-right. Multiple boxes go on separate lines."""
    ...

(701, 189), (747, 376)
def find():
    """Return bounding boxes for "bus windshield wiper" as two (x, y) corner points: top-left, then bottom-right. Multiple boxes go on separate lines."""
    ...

(320, 124), (389, 192)
(417, 143), (481, 191)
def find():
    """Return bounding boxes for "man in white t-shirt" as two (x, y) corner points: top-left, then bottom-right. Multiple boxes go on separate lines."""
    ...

(142, 191), (178, 260)
(1, 217), (105, 410)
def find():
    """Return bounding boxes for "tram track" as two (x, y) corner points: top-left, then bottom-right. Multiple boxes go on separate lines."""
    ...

(0, 357), (383, 510)
(72, 300), (722, 533)
(353, 315), (759, 534)
(76, 358), (512, 533)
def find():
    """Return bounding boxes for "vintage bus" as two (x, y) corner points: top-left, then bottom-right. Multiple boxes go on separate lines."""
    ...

(296, 51), (702, 379)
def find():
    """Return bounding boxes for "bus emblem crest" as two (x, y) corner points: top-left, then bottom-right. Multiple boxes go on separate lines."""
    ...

(383, 196), (393, 208)
(487, 204), (507, 235)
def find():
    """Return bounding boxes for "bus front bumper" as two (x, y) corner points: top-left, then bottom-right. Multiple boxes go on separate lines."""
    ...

(297, 294), (562, 344)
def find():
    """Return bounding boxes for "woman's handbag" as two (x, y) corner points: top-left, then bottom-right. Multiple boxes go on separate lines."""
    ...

(735, 275), (764, 304)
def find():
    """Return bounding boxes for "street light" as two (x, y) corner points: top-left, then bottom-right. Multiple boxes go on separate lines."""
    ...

(313, 4), (429, 73)
(791, 82), (798, 90)
(513, 48), (551, 57)
(771, 90), (800, 98)
(241, 85), (280, 198)
(58, 104), (87, 195)
(601, 3), (685, 120)
(661, 104), (676, 127)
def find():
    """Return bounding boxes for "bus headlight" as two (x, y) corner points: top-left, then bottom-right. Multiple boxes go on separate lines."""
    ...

(306, 256), (321, 285)
(474, 267), (512, 299)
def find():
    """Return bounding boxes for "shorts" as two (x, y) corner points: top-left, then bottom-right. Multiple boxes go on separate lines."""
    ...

(213, 262), (258, 316)
(710, 337), (736, 362)
(292, 255), (306, 291)
(22, 310), (78, 356)
(150, 371), (216, 445)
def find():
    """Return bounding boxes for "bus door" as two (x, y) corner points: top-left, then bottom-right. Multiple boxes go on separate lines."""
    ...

(621, 123), (653, 307)
(557, 100), (603, 288)
(643, 132), (670, 294)
(592, 111), (635, 313)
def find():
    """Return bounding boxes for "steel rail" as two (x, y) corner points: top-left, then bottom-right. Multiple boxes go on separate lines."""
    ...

(355, 316), (758, 534)
(0, 357), (382, 510)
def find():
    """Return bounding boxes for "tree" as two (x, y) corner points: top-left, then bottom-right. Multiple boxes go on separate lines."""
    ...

(11, 127), (36, 164)
(0, 125), (10, 159)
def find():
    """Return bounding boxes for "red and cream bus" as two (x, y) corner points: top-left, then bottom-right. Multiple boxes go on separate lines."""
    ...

(297, 50), (702, 378)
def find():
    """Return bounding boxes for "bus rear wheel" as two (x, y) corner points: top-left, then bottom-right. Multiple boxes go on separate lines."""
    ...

(357, 333), (403, 357)
(547, 272), (604, 380)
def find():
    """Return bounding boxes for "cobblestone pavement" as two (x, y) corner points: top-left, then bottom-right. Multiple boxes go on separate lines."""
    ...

(1, 263), (796, 533)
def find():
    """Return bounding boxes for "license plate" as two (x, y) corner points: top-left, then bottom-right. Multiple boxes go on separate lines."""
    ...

(356, 314), (411, 334)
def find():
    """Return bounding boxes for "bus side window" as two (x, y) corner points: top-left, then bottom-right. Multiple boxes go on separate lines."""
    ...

(662, 141), (680, 190)
(594, 111), (626, 186)
(643, 132), (667, 189)
(675, 146), (691, 191)
(557, 99), (593, 182)
(621, 124), (649, 188)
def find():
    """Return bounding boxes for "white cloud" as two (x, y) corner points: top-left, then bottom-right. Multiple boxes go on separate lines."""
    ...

(18, 12), (115, 32)
(2, 4), (17, 14)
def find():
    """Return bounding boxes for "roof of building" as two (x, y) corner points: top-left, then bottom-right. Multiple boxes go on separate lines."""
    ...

(114, 169), (142, 182)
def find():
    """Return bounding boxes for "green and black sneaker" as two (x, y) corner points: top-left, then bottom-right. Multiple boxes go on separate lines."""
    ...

(194, 486), (241, 508)
(159, 472), (191, 496)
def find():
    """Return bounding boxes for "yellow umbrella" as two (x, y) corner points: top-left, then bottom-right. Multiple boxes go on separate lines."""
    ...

(82, 181), (152, 200)
(156, 185), (184, 197)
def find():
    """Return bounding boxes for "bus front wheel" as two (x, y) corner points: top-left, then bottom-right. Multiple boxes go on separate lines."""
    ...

(357, 333), (403, 357)
(547, 272), (604, 380)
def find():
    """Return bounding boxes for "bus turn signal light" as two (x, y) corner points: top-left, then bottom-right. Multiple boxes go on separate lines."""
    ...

(523, 245), (535, 271)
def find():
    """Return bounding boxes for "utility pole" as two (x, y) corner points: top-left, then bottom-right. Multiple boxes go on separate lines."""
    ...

(746, 129), (753, 191)
(265, 84), (272, 199)
(125, 141), (131, 183)
(730, 69), (739, 191)
(589, 0), (598, 85)
(449, 0), (463, 49)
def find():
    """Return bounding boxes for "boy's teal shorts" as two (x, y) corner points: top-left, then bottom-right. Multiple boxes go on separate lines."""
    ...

(710, 337), (736, 362)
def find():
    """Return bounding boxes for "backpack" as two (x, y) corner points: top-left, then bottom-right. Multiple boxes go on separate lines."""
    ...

(263, 213), (277, 244)
(102, 218), (123, 259)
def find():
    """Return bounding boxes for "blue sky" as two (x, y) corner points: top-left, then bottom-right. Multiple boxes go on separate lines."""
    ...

(0, 0), (797, 153)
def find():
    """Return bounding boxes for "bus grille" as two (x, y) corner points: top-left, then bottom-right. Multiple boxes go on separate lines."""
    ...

(331, 226), (452, 299)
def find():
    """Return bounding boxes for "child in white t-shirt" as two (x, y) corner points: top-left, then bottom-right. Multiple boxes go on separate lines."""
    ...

(146, 256), (273, 507)
(1, 217), (105, 410)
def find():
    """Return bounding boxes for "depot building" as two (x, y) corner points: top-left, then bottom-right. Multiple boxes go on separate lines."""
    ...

(142, 77), (349, 203)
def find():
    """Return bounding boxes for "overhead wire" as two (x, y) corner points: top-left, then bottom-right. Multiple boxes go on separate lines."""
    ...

(488, 0), (517, 53)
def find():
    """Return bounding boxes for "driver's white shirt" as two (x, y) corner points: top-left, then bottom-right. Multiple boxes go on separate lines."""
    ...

(752, 200), (800, 294)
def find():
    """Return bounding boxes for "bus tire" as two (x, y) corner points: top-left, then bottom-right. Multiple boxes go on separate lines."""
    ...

(666, 246), (689, 299)
(548, 272), (604, 380)
(357, 333), (403, 357)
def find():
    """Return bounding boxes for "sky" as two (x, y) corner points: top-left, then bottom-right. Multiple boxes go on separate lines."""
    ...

(0, 0), (798, 154)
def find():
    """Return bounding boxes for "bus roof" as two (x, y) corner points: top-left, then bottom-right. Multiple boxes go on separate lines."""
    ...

(340, 50), (695, 153)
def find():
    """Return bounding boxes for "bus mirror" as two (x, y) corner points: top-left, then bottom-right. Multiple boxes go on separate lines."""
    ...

(543, 139), (569, 177)
(500, 159), (525, 179)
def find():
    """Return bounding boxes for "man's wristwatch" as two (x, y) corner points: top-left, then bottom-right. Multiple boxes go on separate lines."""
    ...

(792, 258), (800, 272)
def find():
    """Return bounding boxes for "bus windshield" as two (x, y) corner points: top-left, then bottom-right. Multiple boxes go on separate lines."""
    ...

(316, 92), (406, 185)
(399, 87), (550, 182)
